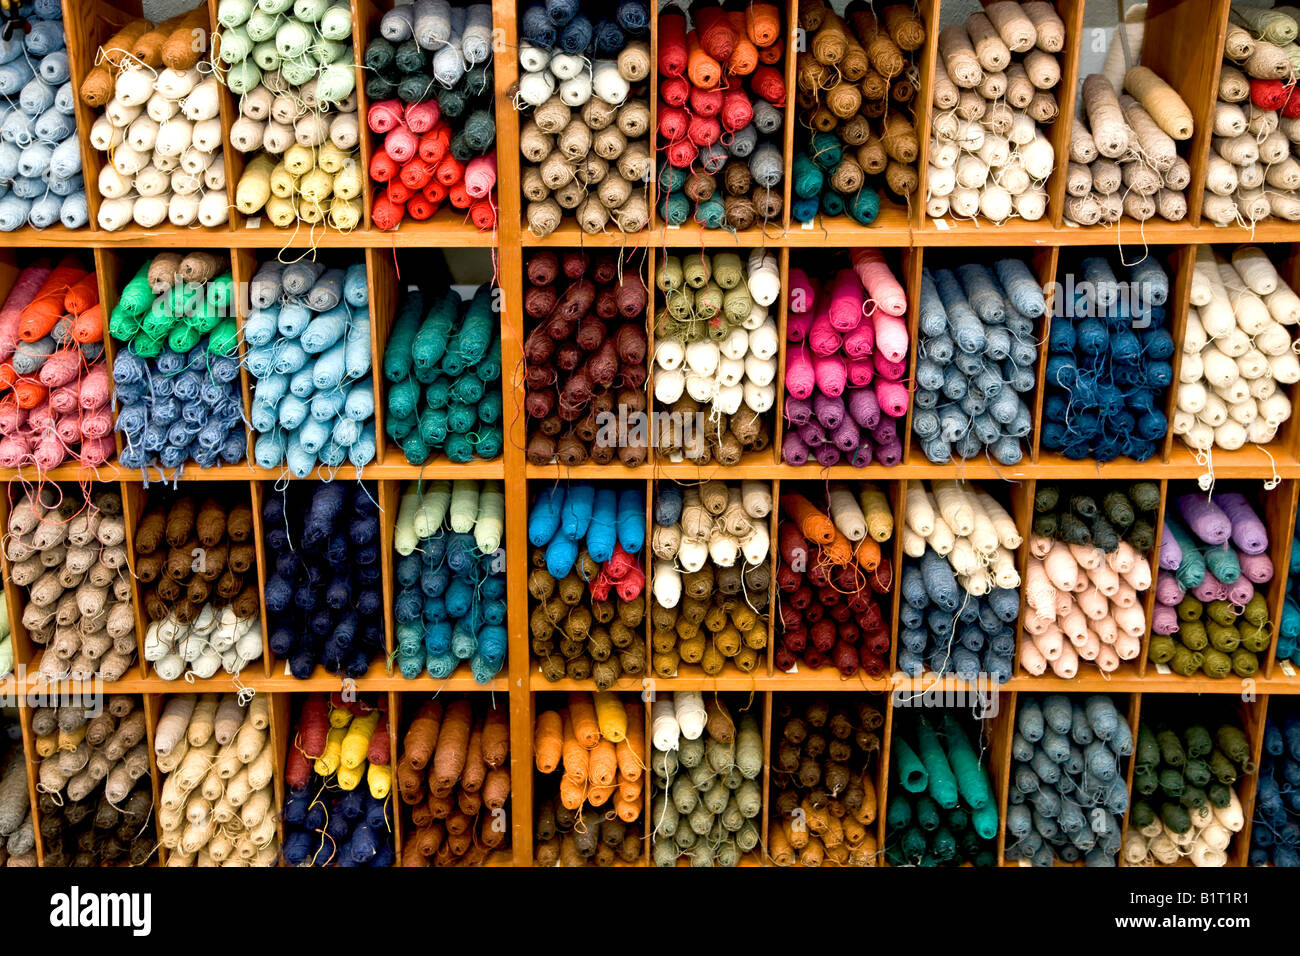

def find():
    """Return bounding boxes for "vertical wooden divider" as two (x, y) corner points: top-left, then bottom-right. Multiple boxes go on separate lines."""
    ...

(92, 249), (125, 460)
(759, 688), (773, 860)
(1160, 244), (1198, 464)
(780, 0), (798, 234)
(377, 479), (397, 670)
(117, 481), (151, 677)
(14, 701), (42, 865)
(900, 246), (923, 465)
(1135, 477), (1170, 680)
(1046, 0), (1086, 230)
(492, 0), (534, 868)
(268, 690), (293, 865)
(887, 478), (906, 675)
(1233, 694), (1268, 866)
(1262, 480), (1300, 679)
(910, 0), (941, 230)
(877, 689), (896, 864)
(247, 479), (274, 678)
(206, 0), (241, 235)
(230, 248), (260, 464)
(141, 692), (167, 864)
(387, 689), (402, 862)
(1118, 692), (1143, 863)
(1028, 246), (1060, 464)
(365, 248), (398, 465)
(992, 689), (1017, 866)
(350, 0), (381, 232)
(767, 477), (780, 676)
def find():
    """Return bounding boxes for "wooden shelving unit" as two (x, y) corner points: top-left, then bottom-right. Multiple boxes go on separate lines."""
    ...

(1, 0), (1298, 868)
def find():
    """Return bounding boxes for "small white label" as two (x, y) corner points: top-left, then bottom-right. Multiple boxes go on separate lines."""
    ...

(667, 223), (680, 230)
(934, 219), (951, 231)
(801, 217), (815, 230)
(407, 285), (419, 293)
(283, 660), (292, 676)
(784, 662), (798, 673)
(246, 217), (262, 229)
(1282, 660), (1296, 678)
(1154, 662), (1171, 675)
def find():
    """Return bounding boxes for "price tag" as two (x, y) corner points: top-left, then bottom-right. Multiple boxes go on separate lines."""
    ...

(283, 660), (292, 676)
(801, 217), (815, 230)
(246, 217), (262, 229)
(1154, 662), (1171, 675)
(1281, 660), (1296, 678)
(934, 219), (951, 231)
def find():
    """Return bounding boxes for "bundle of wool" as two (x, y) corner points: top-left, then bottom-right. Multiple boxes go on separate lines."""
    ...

(523, 249), (649, 466)
(384, 282), (501, 464)
(534, 692), (643, 865)
(0, 739), (34, 866)
(1250, 702), (1300, 865)
(366, 1), (497, 231)
(110, 254), (246, 471)
(517, 0), (652, 236)
(790, 1), (924, 224)
(1173, 246), (1299, 461)
(396, 696), (511, 866)
(246, 257), (375, 474)
(899, 480), (1020, 683)
(650, 692), (762, 866)
(1203, 10), (1300, 225)
(218, 0), (364, 230)
(1125, 704), (1253, 867)
(925, 0), (1061, 223)
(1063, 67), (1191, 226)
(282, 693), (395, 866)
(0, 257), (114, 470)
(393, 479), (507, 682)
(156, 693), (280, 866)
(0, 0), (89, 230)
(655, 3), (786, 229)
(136, 489), (262, 681)
(1150, 489), (1273, 679)
(529, 482), (647, 686)
(654, 250), (776, 464)
(0, 592), (10, 678)
(650, 479), (771, 677)
(886, 711), (998, 866)
(5, 484), (135, 682)
(784, 250), (908, 467)
(1004, 694), (1132, 866)
(30, 695), (156, 866)
(913, 258), (1041, 465)
(79, 9), (230, 230)
(1041, 253), (1173, 462)
(263, 481), (382, 678)
(1021, 481), (1158, 677)
(775, 484), (893, 677)
(768, 695), (882, 866)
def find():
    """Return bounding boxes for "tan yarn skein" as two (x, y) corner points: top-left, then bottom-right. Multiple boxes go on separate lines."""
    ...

(1124, 66), (1193, 140)
(1082, 74), (1131, 158)
(939, 25), (984, 88)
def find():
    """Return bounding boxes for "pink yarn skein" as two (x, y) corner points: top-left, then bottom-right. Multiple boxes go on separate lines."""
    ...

(827, 270), (864, 331)
(464, 153), (498, 199)
(367, 99), (405, 133)
(807, 303), (841, 356)
(0, 265), (52, 362)
(785, 345), (816, 399)
(813, 354), (846, 397)
(404, 99), (441, 134)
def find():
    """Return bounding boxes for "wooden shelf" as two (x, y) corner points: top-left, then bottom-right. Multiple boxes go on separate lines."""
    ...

(3, 0), (1300, 869)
